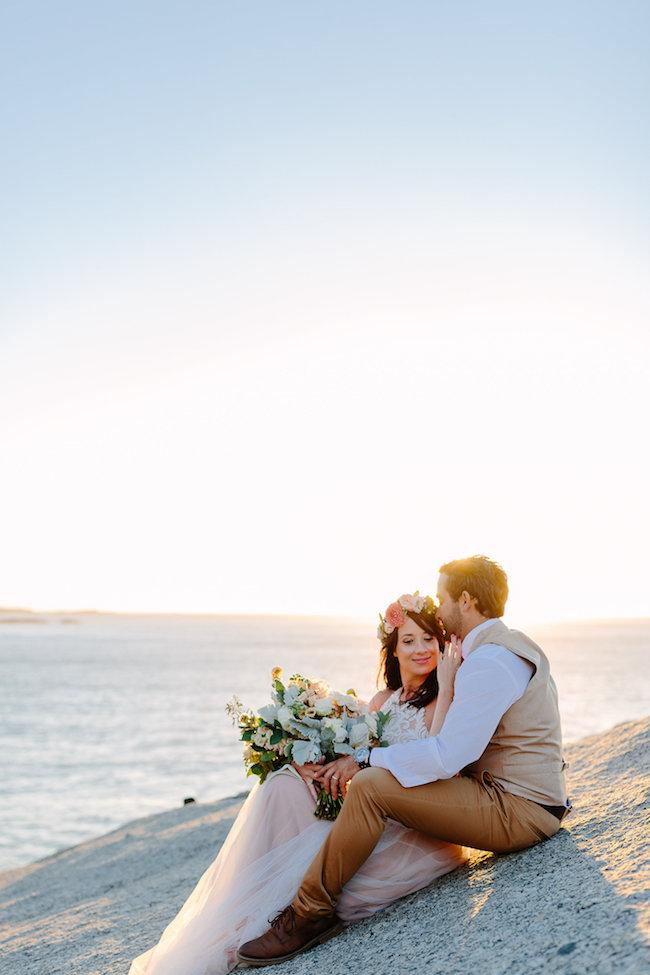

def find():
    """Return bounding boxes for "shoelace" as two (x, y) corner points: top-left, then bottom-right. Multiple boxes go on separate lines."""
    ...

(269, 905), (296, 931)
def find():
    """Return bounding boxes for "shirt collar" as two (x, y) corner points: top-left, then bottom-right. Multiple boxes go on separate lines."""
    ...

(461, 618), (500, 658)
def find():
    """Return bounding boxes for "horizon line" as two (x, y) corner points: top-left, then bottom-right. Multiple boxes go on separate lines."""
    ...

(1, 606), (648, 628)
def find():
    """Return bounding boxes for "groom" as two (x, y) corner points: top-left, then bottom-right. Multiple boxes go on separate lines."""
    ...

(238, 555), (571, 966)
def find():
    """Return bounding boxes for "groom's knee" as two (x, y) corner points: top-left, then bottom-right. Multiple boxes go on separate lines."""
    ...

(347, 766), (395, 801)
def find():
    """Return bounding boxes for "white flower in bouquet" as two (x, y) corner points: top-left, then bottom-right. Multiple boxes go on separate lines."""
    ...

(314, 695), (335, 716)
(253, 726), (273, 748)
(277, 706), (293, 730)
(330, 690), (360, 711)
(322, 716), (347, 742)
(349, 722), (371, 748)
(363, 711), (378, 736)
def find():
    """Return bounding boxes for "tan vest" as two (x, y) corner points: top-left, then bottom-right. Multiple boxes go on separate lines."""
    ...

(463, 620), (568, 805)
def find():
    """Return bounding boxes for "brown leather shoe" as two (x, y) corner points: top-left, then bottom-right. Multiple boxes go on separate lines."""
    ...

(236, 904), (342, 966)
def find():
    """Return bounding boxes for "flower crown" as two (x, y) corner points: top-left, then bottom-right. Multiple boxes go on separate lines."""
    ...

(377, 592), (437, 643)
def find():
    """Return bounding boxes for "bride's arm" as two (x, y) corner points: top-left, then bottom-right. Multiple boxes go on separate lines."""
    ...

(429, 636), (462, 737)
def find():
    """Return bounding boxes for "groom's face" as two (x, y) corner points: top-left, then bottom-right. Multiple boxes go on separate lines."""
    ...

(436, 574), (463, 638)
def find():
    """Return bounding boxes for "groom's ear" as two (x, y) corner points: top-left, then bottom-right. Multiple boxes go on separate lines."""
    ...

(459, 591), (476, 612)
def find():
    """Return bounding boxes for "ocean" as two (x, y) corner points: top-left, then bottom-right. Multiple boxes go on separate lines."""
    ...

(1, 612), (648, 873)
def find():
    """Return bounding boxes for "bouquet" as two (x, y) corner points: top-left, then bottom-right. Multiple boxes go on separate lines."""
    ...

(226, 667), (390, 819)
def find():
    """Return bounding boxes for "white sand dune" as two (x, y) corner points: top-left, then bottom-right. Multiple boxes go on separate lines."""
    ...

(1, 717), (648, 975)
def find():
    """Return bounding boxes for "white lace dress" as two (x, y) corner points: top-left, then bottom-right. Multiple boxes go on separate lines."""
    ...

(130, 690), (468, 975)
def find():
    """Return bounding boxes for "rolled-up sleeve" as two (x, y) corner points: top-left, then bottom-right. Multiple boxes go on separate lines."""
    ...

(370, 646), (532, 787)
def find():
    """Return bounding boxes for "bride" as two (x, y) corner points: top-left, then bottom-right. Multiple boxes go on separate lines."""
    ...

(130, 593), (467, 975)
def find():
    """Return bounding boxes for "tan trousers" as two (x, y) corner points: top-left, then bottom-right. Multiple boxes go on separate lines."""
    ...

(293, 767), (561, 917)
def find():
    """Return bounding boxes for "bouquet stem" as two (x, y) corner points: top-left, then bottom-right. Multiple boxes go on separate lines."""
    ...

(314, 788), (344, 820)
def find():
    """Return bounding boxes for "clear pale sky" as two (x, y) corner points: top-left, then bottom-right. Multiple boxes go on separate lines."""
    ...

(2, 2), (648, 623)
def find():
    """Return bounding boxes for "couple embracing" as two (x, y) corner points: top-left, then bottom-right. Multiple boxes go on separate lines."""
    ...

(130, 555), (570, 975)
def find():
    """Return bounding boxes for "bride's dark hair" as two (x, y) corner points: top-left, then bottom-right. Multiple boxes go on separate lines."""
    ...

(378, 609), (446, 709)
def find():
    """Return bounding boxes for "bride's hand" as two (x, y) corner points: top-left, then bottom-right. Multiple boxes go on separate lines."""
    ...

(291, 759), (324, 802)
(438, 635), (462, 698)
(313, 755), (360, 800)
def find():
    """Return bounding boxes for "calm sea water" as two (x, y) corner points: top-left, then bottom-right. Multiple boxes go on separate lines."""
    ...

(1, 612), (648, 872)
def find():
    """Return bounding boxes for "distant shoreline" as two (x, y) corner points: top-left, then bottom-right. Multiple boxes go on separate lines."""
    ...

(2, 607), (650, 626)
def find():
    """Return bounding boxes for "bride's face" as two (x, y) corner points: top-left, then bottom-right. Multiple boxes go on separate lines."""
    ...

(394, 618), (439, 685)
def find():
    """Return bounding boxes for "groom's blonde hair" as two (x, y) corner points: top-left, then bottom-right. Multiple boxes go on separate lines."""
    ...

(439, 555), (509, 618)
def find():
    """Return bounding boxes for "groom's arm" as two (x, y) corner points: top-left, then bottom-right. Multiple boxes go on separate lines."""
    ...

(369, 645), (533, 787)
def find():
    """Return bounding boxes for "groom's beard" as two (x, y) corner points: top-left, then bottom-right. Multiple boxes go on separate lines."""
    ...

(439, 605), (463, 639)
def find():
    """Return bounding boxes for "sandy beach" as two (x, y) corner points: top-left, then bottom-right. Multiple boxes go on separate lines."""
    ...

(1, 716), (648, 975)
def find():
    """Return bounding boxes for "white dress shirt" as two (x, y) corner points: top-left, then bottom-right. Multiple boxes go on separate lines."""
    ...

(370, 619), (534, 787)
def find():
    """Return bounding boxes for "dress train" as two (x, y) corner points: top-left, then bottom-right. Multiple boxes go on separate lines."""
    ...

(130, 692), (468, 975)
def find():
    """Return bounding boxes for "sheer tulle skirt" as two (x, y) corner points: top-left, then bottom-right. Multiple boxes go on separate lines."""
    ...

(130, 767), (467, 975)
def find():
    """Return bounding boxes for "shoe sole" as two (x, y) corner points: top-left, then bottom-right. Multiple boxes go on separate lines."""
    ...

(236, 920), (344, 967)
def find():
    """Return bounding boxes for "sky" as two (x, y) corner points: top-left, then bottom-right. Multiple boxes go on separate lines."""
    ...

(2, 1), (649, 624)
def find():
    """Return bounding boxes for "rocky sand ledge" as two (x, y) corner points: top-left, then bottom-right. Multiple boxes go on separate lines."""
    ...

(1, 717), (649, 975)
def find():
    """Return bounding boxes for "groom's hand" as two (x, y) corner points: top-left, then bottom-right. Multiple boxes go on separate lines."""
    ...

(314, 755), (360, 799)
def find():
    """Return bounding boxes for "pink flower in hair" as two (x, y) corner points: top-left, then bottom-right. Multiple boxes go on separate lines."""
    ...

(398, 593), (424, 613)
(385, 602), (406, 630)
